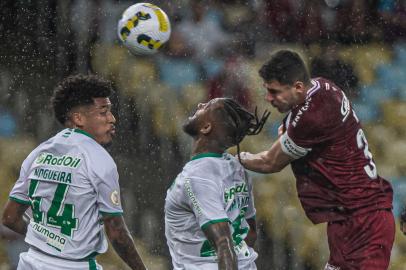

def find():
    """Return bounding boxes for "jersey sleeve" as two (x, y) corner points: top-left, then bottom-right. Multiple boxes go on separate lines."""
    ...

(244, 175), (256, 220)
(9, 165), (31, 205)
(183, 177), (229, 230)
(9, 151), (38, 205)
(94, 164), (123, 216)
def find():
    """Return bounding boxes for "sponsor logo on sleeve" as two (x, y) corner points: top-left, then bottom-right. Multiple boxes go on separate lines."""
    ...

(110, 190), (120, 206)
(292, 98), (311, 127)
(184, 179), (202, 215)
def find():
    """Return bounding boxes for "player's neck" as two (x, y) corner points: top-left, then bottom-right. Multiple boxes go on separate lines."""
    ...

(303, 81), (313, 95)
(191, 137), (225, 157)
(295, 82), (312, 104)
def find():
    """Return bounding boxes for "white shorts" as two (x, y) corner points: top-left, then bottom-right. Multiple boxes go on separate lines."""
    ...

(17, 248), (103, 270)
(175, 260), (257, 270)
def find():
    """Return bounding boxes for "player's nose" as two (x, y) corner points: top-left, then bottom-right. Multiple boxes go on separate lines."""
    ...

(265, 93), (274, 103)
(197, 103), (205, 109)
(108, 111), (116, 123)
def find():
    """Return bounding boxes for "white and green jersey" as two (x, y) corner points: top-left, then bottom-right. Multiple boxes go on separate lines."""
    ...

(9, 128), (123, 260)
(165, 152), (257, 269)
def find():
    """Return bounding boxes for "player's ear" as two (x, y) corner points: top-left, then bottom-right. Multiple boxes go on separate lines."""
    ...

(294, 81), (306, 94)
(70, 110), (85, 128)
(200, 122), (212, 135)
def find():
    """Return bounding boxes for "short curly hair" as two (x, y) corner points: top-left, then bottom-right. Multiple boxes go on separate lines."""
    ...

(259, 50), (310, 85)
(51, 74), (113, 125)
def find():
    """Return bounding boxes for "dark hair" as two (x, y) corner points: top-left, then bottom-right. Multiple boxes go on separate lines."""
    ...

(259, 50), (310, 85)
(219, 98), (270, 162)
(51, 74), (113, 125)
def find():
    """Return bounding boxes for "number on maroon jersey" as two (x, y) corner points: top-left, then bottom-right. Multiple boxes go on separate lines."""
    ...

(356, 129), (377, 179)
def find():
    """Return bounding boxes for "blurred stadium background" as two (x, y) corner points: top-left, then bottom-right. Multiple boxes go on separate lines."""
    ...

(0, 0), (405, 269)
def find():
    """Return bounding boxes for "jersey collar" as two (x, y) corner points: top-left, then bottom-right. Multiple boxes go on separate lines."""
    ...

(73, 128), (94, 139)
(191, 152), (223, 161)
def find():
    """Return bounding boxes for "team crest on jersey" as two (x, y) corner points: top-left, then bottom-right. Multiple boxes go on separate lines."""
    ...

(110, 190), (120, 206)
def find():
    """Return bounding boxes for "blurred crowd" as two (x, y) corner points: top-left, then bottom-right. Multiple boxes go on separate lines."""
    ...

(0, 0), (406, 269)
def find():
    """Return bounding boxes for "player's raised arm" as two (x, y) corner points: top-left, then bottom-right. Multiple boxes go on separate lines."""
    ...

(245, 218), (257, 248)
(240, 138), (295, 174)
(103, 215), (147, 270)
(2, 199), (30, 235)
(202, 222), (237, 270)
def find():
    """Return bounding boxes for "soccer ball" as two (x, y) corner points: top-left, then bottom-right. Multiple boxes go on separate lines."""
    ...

(117, 3), (171, 55)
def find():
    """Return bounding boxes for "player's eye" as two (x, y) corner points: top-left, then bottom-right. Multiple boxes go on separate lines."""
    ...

(268, 89), (278, 96)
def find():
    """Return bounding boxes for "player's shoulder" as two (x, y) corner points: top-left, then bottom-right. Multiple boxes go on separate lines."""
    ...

(82, 142), (115, 167)
(22, 130), (66, 165)
(183, 153), (231, 182)
(21, 139), (51, 169)
(308, 77), (344, 104)
(68, 130), (116, 170)
(291, 78), (344, 127)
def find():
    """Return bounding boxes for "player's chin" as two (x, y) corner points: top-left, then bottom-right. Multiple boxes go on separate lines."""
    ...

(100, 136), (114, 147)
(103, 132), (115, 143)
(276, 106), (290, 113)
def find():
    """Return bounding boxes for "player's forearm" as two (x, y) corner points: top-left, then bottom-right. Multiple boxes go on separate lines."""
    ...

(2, 215), (28, 235)
(110, 233), (146, 270)
(216, 237), (238, 270)
(203, 222), (237, 270)
(245, 218), (257, 247)
(241, 151), (279, 173)
(2, 200), (29, 235)
(104, 216), (147, 270)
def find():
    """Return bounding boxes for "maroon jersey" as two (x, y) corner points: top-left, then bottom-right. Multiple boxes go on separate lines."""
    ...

(280, 77), (393, 224)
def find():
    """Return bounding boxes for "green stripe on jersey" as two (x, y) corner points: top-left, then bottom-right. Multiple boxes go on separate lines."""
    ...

(88, 258), (97, 270)
(74, 129), (94, 139)
(9, 196), (30, 205)
(201, 218), (230, 230)
(99, 211), (123, 216)
(191, 152), (223, 161)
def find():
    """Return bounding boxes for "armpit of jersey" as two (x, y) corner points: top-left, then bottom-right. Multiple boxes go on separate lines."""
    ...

(280, 132), (311, 159)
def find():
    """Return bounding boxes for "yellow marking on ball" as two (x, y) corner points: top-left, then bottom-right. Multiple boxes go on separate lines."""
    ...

(154, 10), (169, 32)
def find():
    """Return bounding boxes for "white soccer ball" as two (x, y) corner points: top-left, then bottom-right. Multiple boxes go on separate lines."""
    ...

(117, 3), (171, 55)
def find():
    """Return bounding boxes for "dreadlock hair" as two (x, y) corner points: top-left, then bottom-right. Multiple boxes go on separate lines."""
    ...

(219, 98), (270, 163)
(51, 74), (113, 125)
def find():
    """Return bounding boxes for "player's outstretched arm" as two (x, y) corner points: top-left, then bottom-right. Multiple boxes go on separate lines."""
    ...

(245, 218), (257, 248)
(240, 138), (293, 173)
(2, 199), (30, 235)
(104, 215), (147, 270)
(203, 222), (237, 270)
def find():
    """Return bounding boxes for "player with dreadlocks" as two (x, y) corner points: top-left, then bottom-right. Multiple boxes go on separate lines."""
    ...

(165, 97), (269, 270)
